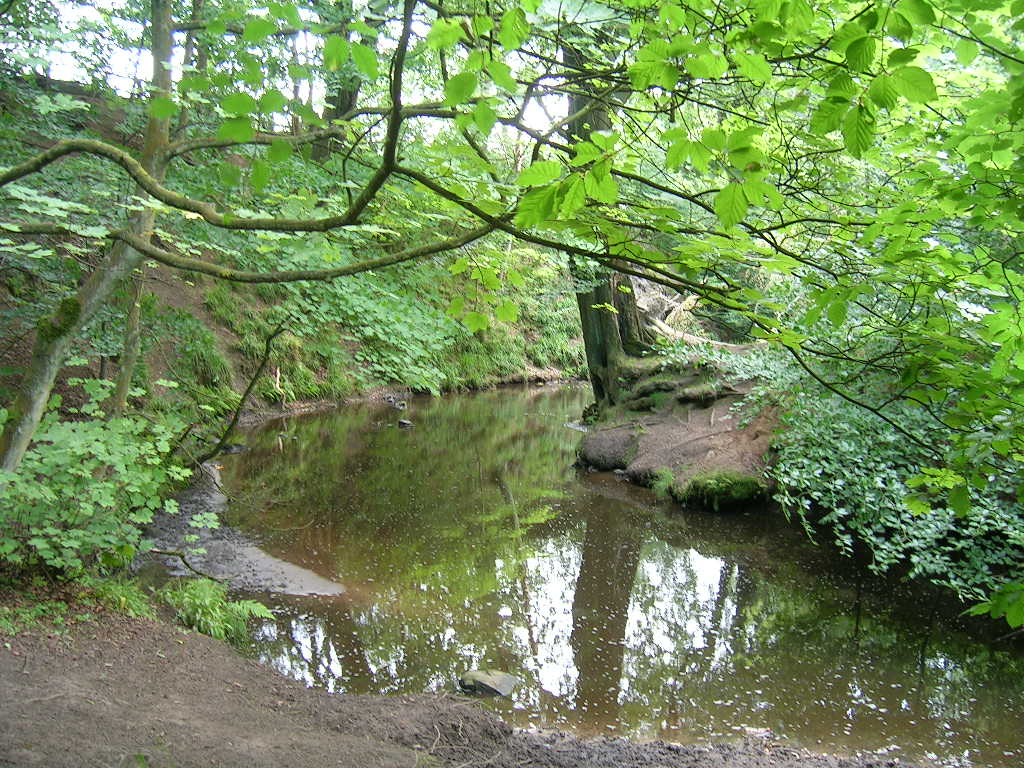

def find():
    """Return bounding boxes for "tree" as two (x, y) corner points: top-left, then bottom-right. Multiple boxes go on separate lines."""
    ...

(1, 0), (1023, 522)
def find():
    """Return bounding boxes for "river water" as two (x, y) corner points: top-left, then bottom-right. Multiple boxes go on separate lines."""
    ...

(216, 384), (1024, 768)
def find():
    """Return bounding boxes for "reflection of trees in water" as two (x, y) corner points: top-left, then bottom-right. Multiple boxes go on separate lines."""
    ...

(220, 387), (586, 587)
(254, 598), (376, 694)
(569, 502), (644, 732)
(224, 388), (1024, 765)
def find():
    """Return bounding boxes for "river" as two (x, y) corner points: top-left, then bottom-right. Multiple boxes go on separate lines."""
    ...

(214, 384), (1024, 768)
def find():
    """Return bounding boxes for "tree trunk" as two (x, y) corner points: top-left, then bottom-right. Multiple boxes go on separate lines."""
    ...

(0, 0), (173, 471)
(107, 272), (145, 418)
(563, 43), (648, 408)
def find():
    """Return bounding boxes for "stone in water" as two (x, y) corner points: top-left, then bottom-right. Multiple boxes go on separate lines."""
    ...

(458, 670), (517, 697)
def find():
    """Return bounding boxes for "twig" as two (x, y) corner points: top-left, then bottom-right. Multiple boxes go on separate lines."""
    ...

(148, 548), (222, 581)
(195, 318), (289, 464)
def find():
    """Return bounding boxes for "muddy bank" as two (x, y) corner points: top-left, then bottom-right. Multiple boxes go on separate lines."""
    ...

(577, 369), (775, 510)
(141, 463), (346, 595)
(0, 609), (915, 768)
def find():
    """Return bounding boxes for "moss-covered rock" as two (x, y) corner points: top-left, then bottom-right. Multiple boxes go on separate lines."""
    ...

(671, 470), (767, 512)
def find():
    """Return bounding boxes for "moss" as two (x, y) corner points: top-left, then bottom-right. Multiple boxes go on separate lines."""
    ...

(671, 470), (767, 512)
(677, 382), (720, 403)
(37, 296), (81, 345)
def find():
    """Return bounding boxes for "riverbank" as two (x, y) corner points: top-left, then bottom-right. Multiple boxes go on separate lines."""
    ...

(0, 603), (912, 768)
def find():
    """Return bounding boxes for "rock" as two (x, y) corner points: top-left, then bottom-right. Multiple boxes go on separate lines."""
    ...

(219, 443), (247, 454)
(458, 670), (517, 697)
(398, 419), (413, 429)
(578, 426), (637, 471)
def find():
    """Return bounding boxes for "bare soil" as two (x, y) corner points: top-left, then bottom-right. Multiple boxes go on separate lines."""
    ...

(0, 605), (912, 768)
(577, 385), (775, 493)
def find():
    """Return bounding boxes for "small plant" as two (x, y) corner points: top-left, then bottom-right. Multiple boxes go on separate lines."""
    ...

(649, 467), (675, 499)
(0, 599), (70, 635)
(82, 576), (155, 619)
(160, 578), (273, 644)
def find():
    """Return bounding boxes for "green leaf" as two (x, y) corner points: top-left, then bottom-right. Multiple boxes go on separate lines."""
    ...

(845, 36), (876, 72)
(495, 300), (519, 323)
(446, 296), (465, 316)
(744, 179), (783, 210)
(685, 54), (729, 79)
(148, 97), (178, 119)
(486, 59), (518, 92)
(885, 11), (914, 41)
(449, 257), (470, 275)
(827, 299), (848, 326)
(499, 8), (529, 50)
(828, 72), (859, 97)
(178, 75), (210, 93)
(897, 0), (935, 25)
(250, 159), (270, 193)
(514, 186), (558, 227)
(220, 92), (258, 116)
(903, 495), (931, 515)
(516, 160), (562, 187)
(473, 101), (498, 134)
(868, 74), (899, 110)
(219, 161), (242, 188)
(810, 97), (849, 135)
(842, 104), (875, 157)
(217, 117), (255, 143)
(472, 15), (495, 36)
(242, 17), (276, 42)
(507, 269), (525, 288)
(714, 182), (748, 228)
(351, 43), (379, 80)
(268, 139), (292, 163)
(701, 127), (726, 150)
(892, 66), (936, 103)
(949, 484), (971, 516)
(558, 174), (586, 216)
(584, 161), (618, 204)
(464, 311), (489, 333)
(734, 52), (771, 83)
(954, 39), (978, 66)
(258, 89), (288, 114)
(887, 47), (919, 67)
(324, 35), (350, 70)
(444, 72), (478, 105)
(571, 141), (602, 166)
(426, 18), (466, 49)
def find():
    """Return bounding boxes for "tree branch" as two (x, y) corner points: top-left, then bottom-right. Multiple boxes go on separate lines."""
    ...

(112, 223), (496, 282)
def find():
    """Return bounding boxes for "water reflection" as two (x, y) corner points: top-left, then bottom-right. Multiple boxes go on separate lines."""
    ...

(219, 386), (1024, 768)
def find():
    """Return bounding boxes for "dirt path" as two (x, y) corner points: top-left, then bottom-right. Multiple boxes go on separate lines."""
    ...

(1, 609), (911, 768)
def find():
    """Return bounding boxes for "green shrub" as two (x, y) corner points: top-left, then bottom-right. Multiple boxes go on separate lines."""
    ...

(160, 578), (273, 644)
(771, 395), (1024, 600)
(0, 397), (190, 574)
(83, 576), (155, 619)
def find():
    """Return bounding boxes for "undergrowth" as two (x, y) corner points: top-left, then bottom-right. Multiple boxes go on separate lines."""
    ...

(160, 578), (273, 644)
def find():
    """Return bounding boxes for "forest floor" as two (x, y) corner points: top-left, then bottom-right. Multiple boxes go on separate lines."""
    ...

(0, 603), (912, 768)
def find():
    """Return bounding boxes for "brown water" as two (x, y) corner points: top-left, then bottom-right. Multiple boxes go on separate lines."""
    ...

(218, 385), (1024, 768)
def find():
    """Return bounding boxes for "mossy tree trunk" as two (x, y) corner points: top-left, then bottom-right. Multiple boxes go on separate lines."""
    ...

(107, 273), (145, 418)
(0, 0), (172, 471)
(563, 44), (653, 408)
